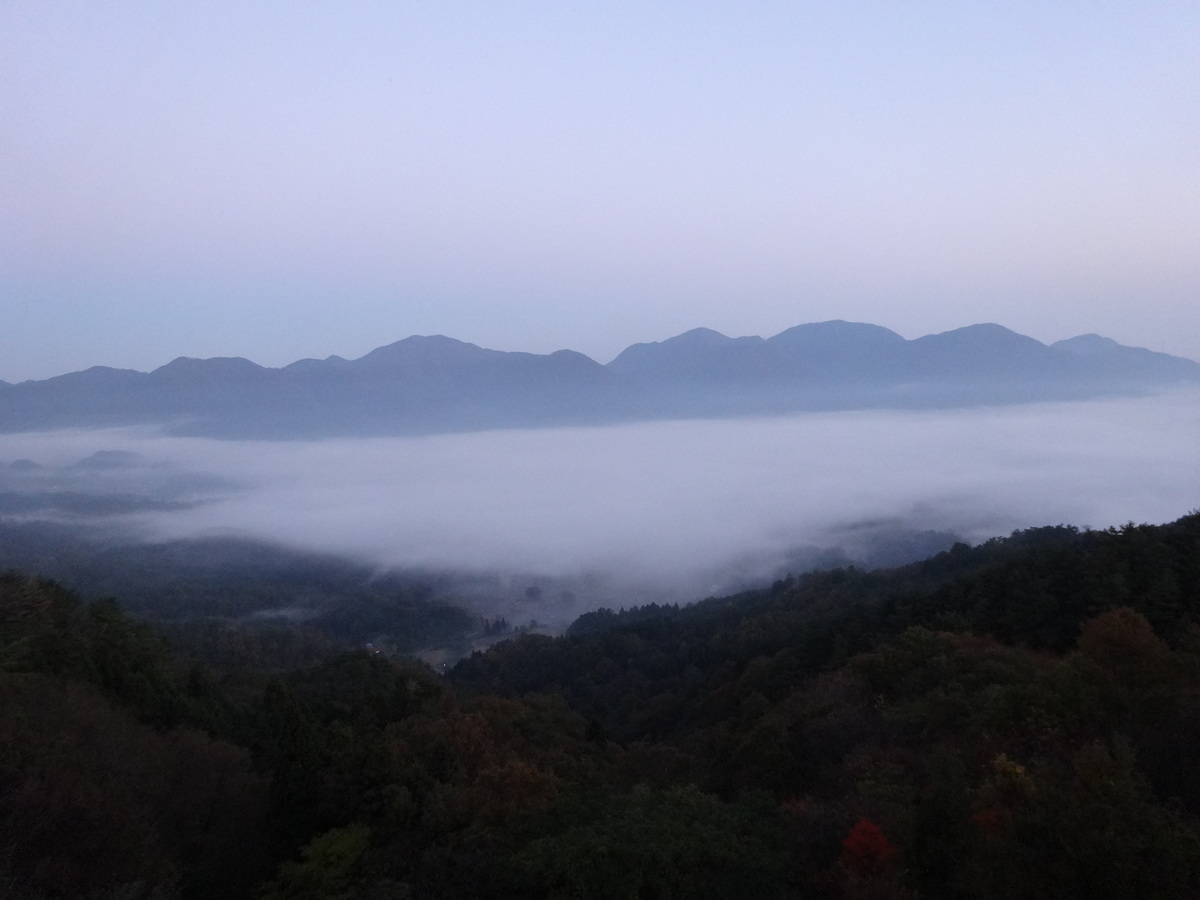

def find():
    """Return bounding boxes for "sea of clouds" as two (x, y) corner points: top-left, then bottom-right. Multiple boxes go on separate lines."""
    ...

(3, 389), (1198, 605)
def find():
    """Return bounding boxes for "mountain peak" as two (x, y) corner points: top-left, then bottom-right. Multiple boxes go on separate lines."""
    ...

(1053, 334), (1124, 356)
(355, 335), (491, 367)
(768, 320), (905, 347)
(608, 327), (761, 375)
(152, 356), (266, 379)
(929, 322), (1033, 340)
(911, 324), (1049, 354)
(660, 327), (735, 348)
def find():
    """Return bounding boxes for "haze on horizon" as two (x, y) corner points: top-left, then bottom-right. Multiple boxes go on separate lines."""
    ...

(3, 3), (1199, 383)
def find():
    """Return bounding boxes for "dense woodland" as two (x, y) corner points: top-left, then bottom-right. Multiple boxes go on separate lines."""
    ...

(0, 523), (478, 668)
(2, 511), (1200, 898)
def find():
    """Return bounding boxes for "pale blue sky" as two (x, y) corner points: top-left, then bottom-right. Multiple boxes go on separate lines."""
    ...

(2, 2), (1198, 382)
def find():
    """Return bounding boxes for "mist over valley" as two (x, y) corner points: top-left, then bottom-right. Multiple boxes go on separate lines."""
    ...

(3, 389), (1197, 643)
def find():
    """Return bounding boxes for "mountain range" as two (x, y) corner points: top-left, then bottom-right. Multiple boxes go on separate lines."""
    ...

(2, 321), (1197, 438)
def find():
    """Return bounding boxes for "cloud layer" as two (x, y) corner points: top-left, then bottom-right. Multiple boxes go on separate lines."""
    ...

(4, 392), (1197, 607)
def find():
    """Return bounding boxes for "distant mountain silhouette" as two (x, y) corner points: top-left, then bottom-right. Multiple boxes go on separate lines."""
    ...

(1, 322), (1197, 437)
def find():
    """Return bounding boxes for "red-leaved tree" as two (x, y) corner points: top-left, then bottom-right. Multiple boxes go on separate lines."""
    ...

(840, 818), (898, 877)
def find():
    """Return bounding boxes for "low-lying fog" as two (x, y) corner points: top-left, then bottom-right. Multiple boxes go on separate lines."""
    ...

(3, 390), (1198, 618)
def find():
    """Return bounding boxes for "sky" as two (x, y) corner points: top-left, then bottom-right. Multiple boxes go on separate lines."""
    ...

(2, 2), (1199, 383)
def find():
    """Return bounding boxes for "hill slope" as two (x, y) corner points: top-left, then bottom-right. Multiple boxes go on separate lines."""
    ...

(4, 511), (1200, 897)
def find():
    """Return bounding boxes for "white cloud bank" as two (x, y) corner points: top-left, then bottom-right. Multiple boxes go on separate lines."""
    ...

(5, 391), (1198, 599)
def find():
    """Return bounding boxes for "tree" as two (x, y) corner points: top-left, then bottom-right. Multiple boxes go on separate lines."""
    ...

(841, 818), (898, 877)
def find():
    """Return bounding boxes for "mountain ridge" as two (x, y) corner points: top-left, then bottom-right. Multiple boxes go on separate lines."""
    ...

(2, 322), (1197, 437)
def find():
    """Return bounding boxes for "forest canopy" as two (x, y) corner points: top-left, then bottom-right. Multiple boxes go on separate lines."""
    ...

(2, 511), (1200, 898)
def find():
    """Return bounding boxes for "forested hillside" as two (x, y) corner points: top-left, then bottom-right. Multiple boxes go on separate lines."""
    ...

(3, 512), (1200, 898)
(0, 523), (477, 668)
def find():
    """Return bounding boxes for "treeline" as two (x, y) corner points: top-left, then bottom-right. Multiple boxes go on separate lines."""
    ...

(0, 523), (475, 664)
(2, 512), (1200, 898)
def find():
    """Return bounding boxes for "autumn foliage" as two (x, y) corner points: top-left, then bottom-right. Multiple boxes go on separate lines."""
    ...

(841, 818), (898, 877)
